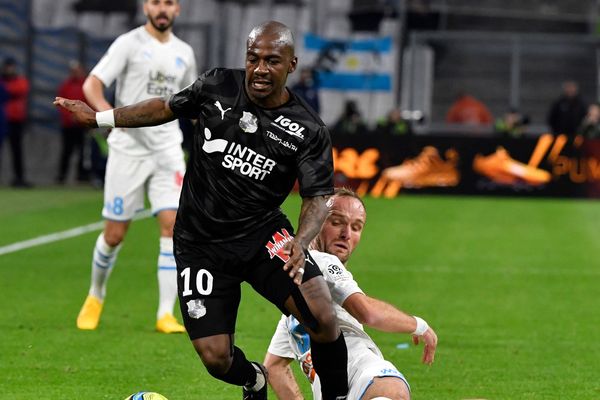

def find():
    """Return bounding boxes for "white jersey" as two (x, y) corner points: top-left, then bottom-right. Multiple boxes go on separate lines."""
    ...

(268, 250), (409, 399)
(268, 250), (382, 376)
(91, 26), (197, 156)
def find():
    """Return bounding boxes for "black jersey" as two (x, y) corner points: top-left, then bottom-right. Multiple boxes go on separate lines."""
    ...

(169, 68), (334, 242)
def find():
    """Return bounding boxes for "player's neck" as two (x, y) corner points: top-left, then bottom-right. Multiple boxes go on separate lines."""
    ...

(144, 23), (172, 43)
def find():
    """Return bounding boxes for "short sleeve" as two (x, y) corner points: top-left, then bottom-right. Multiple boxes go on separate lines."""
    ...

(321, 255), (363, 305)
(296, 125), (334, 197)
(267, 315), (296, 359)
(90, 35), (129, 87)
(168, 78), (204, 119)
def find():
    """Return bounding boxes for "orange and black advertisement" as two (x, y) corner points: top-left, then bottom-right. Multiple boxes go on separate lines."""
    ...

(330, 133), (600, 198)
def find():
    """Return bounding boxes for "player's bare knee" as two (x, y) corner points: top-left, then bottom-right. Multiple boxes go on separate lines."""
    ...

(103, 231), (124, 247)
(103, 221), (128, 246)
(192, 338), (232, 375)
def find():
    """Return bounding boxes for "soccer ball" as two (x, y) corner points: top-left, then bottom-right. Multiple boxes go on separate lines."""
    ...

(124, 392), (169, 400)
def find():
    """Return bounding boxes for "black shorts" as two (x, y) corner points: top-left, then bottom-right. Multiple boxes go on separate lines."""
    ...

(174, 215), (322, 340)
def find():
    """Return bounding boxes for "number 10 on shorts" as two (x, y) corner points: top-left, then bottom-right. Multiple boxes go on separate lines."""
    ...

(180, 267), (214, 296)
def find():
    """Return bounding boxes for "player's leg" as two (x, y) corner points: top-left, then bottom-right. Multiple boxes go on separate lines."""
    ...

(77, 152), (147, 330)
(284, 278), (349, 400)
(147, 146), (186, 333)
(77, 220), (129, 330)
(191, 334), (268, 399)
(361, 377), (410, 400)
(154, 209), (184, 333)
(175, 235), (267, 398)
(250, 227), (349, 400)
(345, 340), (410, 400)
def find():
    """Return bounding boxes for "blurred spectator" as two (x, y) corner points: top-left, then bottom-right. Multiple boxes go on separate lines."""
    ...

(0, 81), (7, 159)
(291, 67), (320, 114)
(577, 102), (600, 139)
(494, 108), (530, 138)
(374, 108), (412, 135)
(332, 100), (368, 135)
(446, 92), (493, 125)
(547, 80), (587, 136)
(56, 61), (90, 184)
(0, 57), (31, 187)
(90, 130), (108, 189)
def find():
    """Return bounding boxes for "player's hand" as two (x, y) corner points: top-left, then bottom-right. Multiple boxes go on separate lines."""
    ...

(53, 97), (97, 127)
(282, 239), (305, 286)
(412, 326), (437, 365)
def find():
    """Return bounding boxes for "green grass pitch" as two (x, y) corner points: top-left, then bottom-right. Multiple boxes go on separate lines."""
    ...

(1, 188), (599, 399)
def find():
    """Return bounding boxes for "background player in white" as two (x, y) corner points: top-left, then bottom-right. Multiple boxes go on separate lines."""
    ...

(76, 0), (197, 333)
(264, 188), (438, 399)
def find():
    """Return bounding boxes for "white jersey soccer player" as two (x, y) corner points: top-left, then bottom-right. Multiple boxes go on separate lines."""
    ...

(75, 0), (197, 334)
(268, 250), (410, 400)
(92, 25), (196, 157)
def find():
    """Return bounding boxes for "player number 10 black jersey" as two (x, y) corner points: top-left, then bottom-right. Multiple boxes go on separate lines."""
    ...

(169, 68), (334, 242)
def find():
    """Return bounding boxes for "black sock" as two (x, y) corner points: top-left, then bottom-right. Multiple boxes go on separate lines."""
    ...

(211, 346), (257, 387)
(311, 332), (349, 400)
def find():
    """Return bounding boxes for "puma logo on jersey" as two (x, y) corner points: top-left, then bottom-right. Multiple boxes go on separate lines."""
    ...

(214, 100), (231, 120)
(271, 115), (305, 139)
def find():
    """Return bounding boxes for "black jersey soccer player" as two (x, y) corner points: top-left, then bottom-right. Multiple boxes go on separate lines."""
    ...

(55, 21), (349, 400)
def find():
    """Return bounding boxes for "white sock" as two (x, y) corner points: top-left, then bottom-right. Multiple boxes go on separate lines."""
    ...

(89, 233), (121, 300)
(157, 236), (178, 319)
(246, 363), (266, 392)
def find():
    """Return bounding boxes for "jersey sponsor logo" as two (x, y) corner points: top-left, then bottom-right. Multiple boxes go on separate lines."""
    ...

(239, 111), (258, 133)
(186, 299), (207, 319)
(215, 100), (231, 120)
(266, 130), (298, 152)
(147, 70), (177, 96)
(202, 128), (277, 180)
(202, 128), (228, 153)
(271, 115), (305, 139)
(266, 228), (294, 262)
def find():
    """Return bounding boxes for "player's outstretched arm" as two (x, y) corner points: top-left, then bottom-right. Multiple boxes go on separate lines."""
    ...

(264, 352), (305, 400)
(282, 195), (329, 285)
(343, 293), (438, 364)
(53, 97), (176, 129)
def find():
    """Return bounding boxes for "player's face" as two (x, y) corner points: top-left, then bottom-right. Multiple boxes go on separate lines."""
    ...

(144, 0), (180, 33)
(318, 196), (366, 264)
(245, 33), (297, 108)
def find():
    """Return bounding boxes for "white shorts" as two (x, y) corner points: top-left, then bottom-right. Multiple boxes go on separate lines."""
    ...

(312, 336), (410, 400)
(102, 146), (185, 221)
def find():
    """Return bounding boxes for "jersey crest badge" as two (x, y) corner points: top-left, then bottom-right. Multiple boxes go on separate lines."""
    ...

(186, 299), (207, 319)
(239, 111), (258, 133)
(266, 228), (294, 262)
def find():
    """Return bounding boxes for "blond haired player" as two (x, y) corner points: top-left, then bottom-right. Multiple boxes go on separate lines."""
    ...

(264, 188), (438, 399)
(76, 0), (197, 333)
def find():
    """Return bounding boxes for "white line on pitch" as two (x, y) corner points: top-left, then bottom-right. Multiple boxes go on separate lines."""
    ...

(0, 209), (153, 256)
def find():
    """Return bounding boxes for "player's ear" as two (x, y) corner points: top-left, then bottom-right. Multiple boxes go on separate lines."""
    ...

(288, 57), (298, 74)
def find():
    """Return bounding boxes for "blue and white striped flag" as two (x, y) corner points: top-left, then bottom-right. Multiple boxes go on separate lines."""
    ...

(301, 33), (394, 92)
